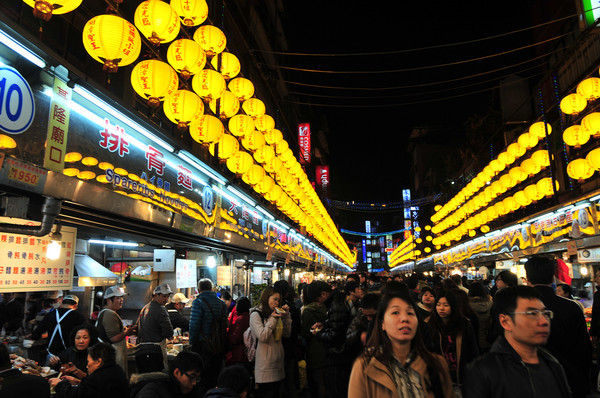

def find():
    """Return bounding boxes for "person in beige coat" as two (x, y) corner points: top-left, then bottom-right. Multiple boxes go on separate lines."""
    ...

(250, 286), (292, 398)
(349, 290), (455, 398)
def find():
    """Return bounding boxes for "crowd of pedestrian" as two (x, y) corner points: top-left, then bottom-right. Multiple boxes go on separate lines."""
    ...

(1, 255), (598, 398)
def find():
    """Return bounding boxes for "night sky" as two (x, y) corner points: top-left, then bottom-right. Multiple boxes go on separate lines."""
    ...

(280, 1), (537, 204)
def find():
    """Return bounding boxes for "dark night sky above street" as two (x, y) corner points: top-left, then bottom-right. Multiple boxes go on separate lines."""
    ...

(279, 1), (539, 203)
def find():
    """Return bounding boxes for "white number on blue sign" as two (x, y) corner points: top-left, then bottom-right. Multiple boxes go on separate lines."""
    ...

(0, 66), (35, 134)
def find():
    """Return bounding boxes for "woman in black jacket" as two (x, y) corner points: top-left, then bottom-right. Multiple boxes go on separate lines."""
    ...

(48, 324), (98, 379)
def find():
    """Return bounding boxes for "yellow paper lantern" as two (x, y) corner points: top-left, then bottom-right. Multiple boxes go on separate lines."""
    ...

(275, 140), (289, 156)
(264, 184), (283, 202)
(241, 164), (266, 186)
(82, 15), (141, 73)
(480, 225), (490, 233)
(210, 52), (241, 80)
(254, 175), (274, 195)
(507, 142), (526, 158)
(586, 147), (600, 170)
(242, 98), (266, 118)
(170, 0), (208, 26)
(494, 201), (507, 216)
(228, 114), (255, 137)
(253, 144), (276, 164)
(77, 170), (96, 180)
(209, 90), (240, 118)
(81, 156), (98, 166)
(524, 184), (542, 202)
(508, 166), (527, 183)
(189, 114), (224, 145)
(562, 125), (590, 148)
(577, 77), (600, 100)
(529, 122), (552, 139)
(24, 0), (81, 21)
(134, 0), (180, 45)
(0, 135), (17, 149)
(264, 129), (283, 146)
(531, 150), (550, 169)
(228, 78), (255, 101)
(503, 196), (519, 212)
(560, 93), (587, 115)
(193, 25), (226, 56)
(254, 114), (275, 132)
(63, 168), (78, 178)
(226, 151), (253, 174)
(517, 132), (538, 149)
(241, 130), (266, 152)
(514, 190), (531, 208)
(567, 158), (594, 182)
(209, 133), (239, 160)
(99, 162), (113, 170)
(520, 157), (541, 176)
(263, 156), (283, 174)
(131, 60), (179, 107)
(192, 69), (226, 102)
(536, 177), (557, 197)
(167, 39), (207, 80)
(489, 159), (506, 173)
(497, 151), (516, 167)
(499, 173), (515, 190)
(279, 148), (295, 163)
(163, 90), (204, 130)
(581, 112), (600, 139)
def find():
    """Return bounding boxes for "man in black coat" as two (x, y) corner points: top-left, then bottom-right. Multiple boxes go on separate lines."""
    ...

(525, 256), (592, 398)
(0, 344), (50, 398)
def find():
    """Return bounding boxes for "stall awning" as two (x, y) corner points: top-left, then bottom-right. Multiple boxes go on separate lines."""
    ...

(74, 254), (119, 287)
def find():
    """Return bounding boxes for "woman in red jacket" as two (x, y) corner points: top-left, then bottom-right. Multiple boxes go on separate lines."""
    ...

(226, 297), (251, 366)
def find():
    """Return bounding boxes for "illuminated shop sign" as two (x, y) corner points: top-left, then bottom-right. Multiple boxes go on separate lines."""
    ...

(298, 123), (311, 164)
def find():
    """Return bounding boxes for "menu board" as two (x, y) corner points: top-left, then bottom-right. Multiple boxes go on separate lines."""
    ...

(176, 259), (197, 288)
(217, 266), (231, 286)
(0, 217), (76, 292)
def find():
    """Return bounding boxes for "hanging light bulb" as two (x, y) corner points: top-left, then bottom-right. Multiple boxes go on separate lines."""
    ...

(47, 223), (62, 260)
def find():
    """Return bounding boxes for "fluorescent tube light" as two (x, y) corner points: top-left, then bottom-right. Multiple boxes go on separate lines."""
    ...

(226, 185), (256, 206)
(0, 29), (46, 68)
(179, 152), (227, 185)
(89, 239), (139, 247)
(255, 205), (275, 220)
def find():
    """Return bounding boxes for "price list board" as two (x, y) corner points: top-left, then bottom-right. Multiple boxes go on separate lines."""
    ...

(0, 219), (76, 292)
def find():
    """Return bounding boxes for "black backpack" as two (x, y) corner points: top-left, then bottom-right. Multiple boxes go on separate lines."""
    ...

(199, 298), (228, 356)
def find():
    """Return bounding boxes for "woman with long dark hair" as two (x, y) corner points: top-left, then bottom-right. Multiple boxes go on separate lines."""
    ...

(250, 287), (291, 398)
(427, 290), (479, 395)
(226, 297), (251, 366)
(348, 291), (454, 398)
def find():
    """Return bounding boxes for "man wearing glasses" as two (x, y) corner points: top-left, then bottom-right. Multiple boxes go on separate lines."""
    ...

(525, 256), (592, 398)
(465, 286), (570, 398)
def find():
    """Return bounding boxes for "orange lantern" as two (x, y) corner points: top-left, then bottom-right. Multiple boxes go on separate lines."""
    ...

(517, 131), (538, 149)
(586, 147), (600, 170)
(562, 125), (590, 149)
(242, 98), (266, 118)
(560, 93), (587, 115)
(253, 144), (276, 164)
(524, 184), (542, 202)
(170, 0), (208, 26)
(192, 69), (226, 102)
(241, 130), (266, 152)
(209, 90), (240, 118)
(189, 114), (224, 145)
(163, 90), (204, 130)
(577, 77), (600, 100)
(529, 122), (552, 139)
(209, 133), (239, 160)
(82, 15), (141, 73)
(581, 112), (600, 138)
(0, 135), (17, 149)
(23, 0), (81, 21)
(210, 52), (241, 79)
(131, 60), (179, 107)
(264, 129), (283, 146)
(226, 151), (253, 174)
(254, 114), (275, 132)
(81, 156), (98, 166)
(64, 152), (82, 162)
(228, 78), (255, 101)
(241, 164), (266, 186)
(567, 158), (594, 182)
(193, 25), (226, 57)
(536, 177), (557, 197)
(134, 0), (180, 45)
(167, 39), (207, 80)
(228, 114), (255, 137)
(507, 142), (526, 158)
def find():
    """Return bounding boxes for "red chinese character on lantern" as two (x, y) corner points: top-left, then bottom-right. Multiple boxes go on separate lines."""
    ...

(177, 165), (193, 190)
(146, 145), (165, 175)
(99, 119), (130, 157)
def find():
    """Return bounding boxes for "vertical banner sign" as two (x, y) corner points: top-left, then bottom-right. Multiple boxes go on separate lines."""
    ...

(316, 165), (330, 197)
(403, 189), (411, 239)
(176, 259), (197, 288)
(44, 78), (72, 172)
(298, 123), (311, 164)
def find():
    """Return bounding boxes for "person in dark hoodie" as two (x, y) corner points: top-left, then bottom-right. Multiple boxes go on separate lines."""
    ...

(131, 350), (205, 398)
(204, 365), (251, 398)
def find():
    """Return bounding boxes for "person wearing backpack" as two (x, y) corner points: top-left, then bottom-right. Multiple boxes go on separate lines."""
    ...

(190, 278), (228, 391)
(250, 286), (292, 398)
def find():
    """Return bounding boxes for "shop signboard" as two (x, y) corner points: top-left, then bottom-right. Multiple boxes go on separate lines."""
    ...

(298, 123), (311, 165)
(0, 217), (76, 292)
(216, 265), (231, 286)
(176, 259), (196, 288)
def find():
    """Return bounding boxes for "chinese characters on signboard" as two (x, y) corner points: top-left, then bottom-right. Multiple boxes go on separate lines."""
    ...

(298, 123), (311, 165)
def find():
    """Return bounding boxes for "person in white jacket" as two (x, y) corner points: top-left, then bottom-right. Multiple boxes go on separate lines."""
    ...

(250, 286), (292, 398)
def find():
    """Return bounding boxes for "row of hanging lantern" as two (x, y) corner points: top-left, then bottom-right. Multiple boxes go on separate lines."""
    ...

(389, 235), (414, 266)
(74, 0), (352, 264)
(561, 74), (600, 182)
